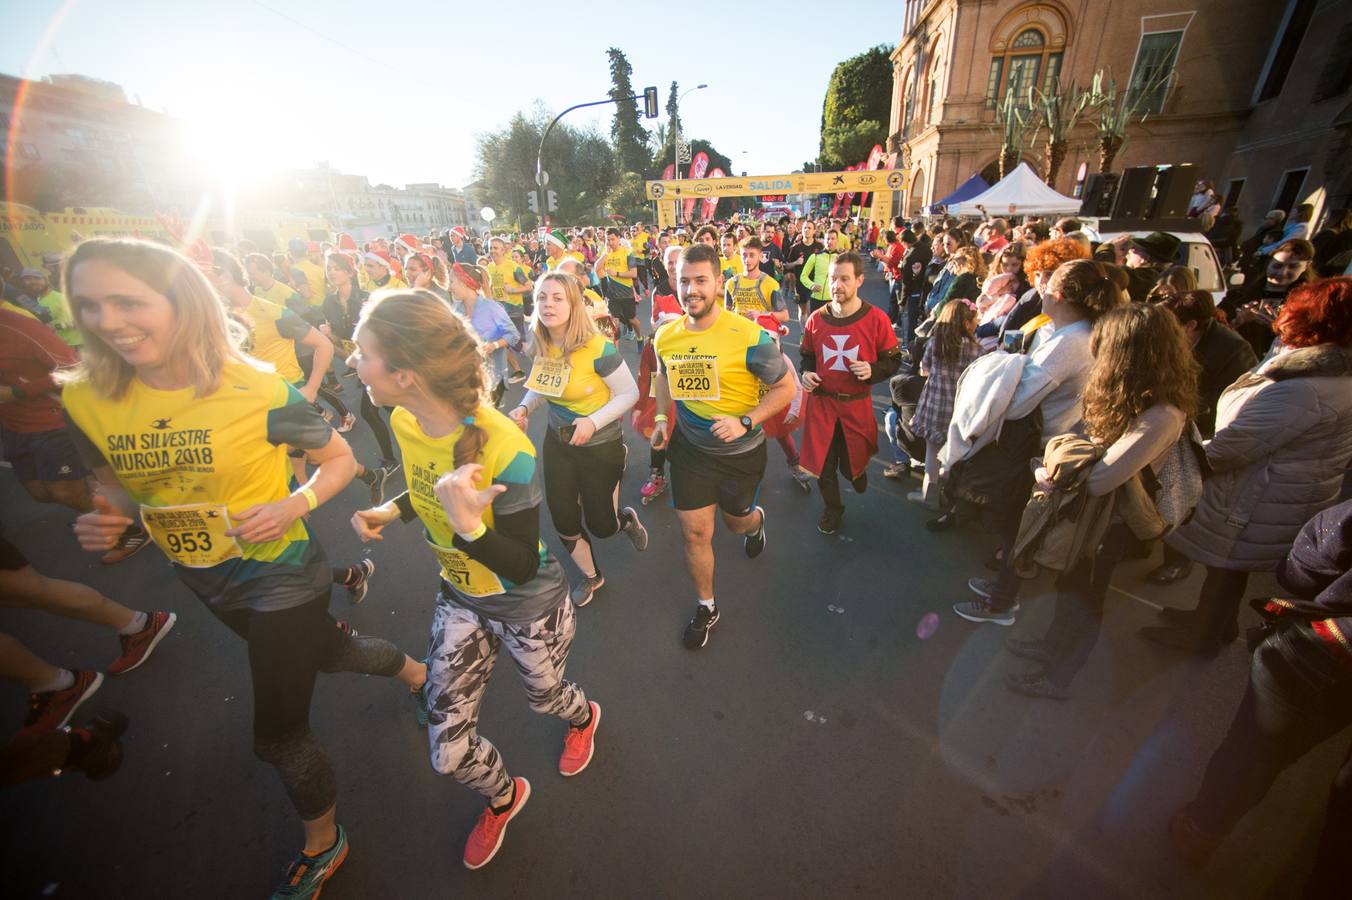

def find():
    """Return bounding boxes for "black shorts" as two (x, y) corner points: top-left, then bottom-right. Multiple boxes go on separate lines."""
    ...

(608, 293), (637, 323)
(0, 426), (88, 483)
(0, 531), (29, 571)
(667, 426), (767, 516)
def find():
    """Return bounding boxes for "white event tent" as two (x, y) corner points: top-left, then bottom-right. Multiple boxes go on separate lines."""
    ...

(948, 163), (1082, 217)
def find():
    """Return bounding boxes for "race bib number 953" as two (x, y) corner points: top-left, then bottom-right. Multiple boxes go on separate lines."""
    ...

(140, 503), (243, 568)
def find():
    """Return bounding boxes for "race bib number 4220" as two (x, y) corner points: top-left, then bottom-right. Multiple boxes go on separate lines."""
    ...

(667, 356), (719, 401)
(140, 503), (243, 568)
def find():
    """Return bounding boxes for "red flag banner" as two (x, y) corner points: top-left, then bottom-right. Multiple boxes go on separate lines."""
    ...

(702, 167), (724, 220)
(683, 152), (710, 221)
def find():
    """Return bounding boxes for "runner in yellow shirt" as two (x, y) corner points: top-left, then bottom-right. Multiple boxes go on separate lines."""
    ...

(347, 290), (601, 870)
(651, 243), (795, 650)
(287, 238), (327, 308)
(485, 237), (532, 381)
(724, 238), (789, 324)
(64, 237), (425, 899)
(718, 232), (745, 280)
(595, 227), (643, 343)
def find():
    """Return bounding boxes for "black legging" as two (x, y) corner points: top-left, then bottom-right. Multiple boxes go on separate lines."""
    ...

(818, 421), (864, 513)
(298, 353), (350, 419)
(214, 589), (404, 818)
(542, 428), (625, 540)
(359, 391), (397, 463)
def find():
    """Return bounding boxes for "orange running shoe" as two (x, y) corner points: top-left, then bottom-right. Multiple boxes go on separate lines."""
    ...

(559, 701), (601, 777)
(463, 777), (531, 870)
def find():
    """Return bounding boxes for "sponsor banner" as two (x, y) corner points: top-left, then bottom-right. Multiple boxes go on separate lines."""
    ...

(683, 152), (710, 221)
(645, 169), (906, 201)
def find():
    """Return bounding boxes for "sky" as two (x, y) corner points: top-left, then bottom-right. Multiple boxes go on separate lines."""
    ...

(3, 0), (902, 191)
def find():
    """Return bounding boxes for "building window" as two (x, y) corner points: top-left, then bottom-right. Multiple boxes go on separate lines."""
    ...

(1257, 0), (1316, 103)
(1127, 31), (1184, 113)
(1272, 168), (1308, 214)
(1311, 21), (1352, 103)
(1073, 162), (1088, 199)
(1225, 178), (1245, 209)
(985, 27), (1063, 108)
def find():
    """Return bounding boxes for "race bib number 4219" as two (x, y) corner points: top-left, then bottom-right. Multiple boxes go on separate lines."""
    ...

(525, 357), (570, 398)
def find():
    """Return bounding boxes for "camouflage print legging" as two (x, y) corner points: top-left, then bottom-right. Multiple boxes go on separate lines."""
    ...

(425, 595), (589, 799)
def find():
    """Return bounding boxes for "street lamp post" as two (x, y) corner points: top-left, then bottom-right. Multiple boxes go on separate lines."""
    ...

(673, 84), (708, 223)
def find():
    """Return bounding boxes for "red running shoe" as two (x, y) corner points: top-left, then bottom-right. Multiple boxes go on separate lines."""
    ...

(559, 701), (601, 776)
(463, 777), (531, 870)
(22, 670), (103, 736)
(106, 611), (177, 675)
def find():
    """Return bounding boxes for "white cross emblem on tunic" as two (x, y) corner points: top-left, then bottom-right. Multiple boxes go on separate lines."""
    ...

(822, 334), (859, 371)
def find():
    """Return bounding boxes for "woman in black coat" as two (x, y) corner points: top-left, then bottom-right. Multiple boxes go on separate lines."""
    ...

(1168, 498), (1352, 900)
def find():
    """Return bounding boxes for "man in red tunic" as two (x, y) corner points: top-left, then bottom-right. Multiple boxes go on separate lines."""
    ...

(798, 252), (902, 534)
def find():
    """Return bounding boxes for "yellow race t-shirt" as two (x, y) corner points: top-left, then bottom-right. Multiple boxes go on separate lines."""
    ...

(724, 273), (785, 318)
(654, 307), (788, 456)
(291, 259), (327, 308)
(524, 334), (625, 444)
(62, 359), (334, 611)
(254, 280), (304, 310)
(390, 404), (566, 622)
(238, 296), (308, 384)
(719, 255), (745, 280)
(600, 247), (635, 288)
(486, 258), (529, 309)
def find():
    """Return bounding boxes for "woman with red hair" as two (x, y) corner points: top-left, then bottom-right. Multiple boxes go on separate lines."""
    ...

(1142, 277), (1352, 654)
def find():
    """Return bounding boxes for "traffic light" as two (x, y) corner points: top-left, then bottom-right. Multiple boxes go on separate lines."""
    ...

(642, 86), (658, 119)
(527, 190), (539, 213)
(547, 190), (558, 213)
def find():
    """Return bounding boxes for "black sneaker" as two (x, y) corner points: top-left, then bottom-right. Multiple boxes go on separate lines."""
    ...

(744, 506), (767, 558)
(683, 603), (720, 650)
(817, 508), (843, 535)
(346, 559), (376, 605)
(364, 465), (391, 506)
(66, 710), (129, 780)
(508, 370), (527, 384)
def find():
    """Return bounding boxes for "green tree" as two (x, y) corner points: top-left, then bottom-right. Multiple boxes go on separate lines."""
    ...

(472, 104), (615, 226)
(606, 172), (650, 223)
(607, 47), (650, 174)
(818, 44), (891, 168)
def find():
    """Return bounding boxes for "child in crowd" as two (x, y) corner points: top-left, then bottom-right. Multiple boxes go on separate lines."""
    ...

(910, 299), (982, 509)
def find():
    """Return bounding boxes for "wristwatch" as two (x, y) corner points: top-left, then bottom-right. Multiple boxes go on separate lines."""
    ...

(739, 415), (754, 431)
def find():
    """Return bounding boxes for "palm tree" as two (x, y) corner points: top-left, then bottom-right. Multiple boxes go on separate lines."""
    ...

(1027, 77), (1096, 187)
(991, 88), (1032, 179)
(1087, 69), (1168, 173)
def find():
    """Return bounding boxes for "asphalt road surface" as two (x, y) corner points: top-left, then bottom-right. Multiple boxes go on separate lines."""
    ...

(2, 272), (1345, 899)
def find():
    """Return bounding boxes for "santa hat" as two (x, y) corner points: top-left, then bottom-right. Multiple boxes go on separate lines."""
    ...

(336, 232), (357, 252)
(364, 250), (393, 271)
(754, 314), (789, 337)
(450, 227), (468, 241)
(395, 233), (421, 255)
(545, 230), (568, 250)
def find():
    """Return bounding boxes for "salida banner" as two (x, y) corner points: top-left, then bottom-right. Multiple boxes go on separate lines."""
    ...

(646, 169), (906, 201)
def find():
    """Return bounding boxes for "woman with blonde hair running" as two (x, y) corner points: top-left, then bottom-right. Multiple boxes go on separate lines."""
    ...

(508, 272), (647, 607)
(63, 238), (426, 899)
(348, 289), (600, 870)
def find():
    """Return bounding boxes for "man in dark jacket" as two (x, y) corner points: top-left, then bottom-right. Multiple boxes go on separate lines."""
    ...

(1123, 232), (1179, 303)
